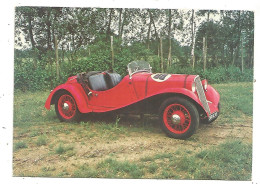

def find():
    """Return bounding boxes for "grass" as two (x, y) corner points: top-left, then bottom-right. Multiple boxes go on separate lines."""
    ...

(14, 141), (27, 151)
(71, 139), (251, 180)
(147, 163), (158, 174)
(36, 135), (47, 146)
(193, 140), (252, 180)
(55, 143), (74, 155)
(13, 82), (253, 179)
(74, 158), (145, 178)
(213, 82), (253, 118)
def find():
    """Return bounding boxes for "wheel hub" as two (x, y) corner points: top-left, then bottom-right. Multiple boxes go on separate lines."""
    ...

(163, 103), (192, 134)
(171, 114), (181, 124)
(63, 102), (69, 110)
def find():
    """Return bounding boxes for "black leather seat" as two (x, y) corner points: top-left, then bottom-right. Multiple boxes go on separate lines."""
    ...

(87, 72), (122, 91)
(106, 73), (122, 89)
(88, 73), (109, 91)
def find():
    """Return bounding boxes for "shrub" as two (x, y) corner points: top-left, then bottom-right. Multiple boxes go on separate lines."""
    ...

(14, 44), (254, 92)
(168, 65), (253, 84)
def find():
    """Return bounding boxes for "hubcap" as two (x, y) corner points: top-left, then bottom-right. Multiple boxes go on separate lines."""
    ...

(163, 103), (191, 134)
(63, 102), (69, 110)
(58, 94), (76, 120)
(171, 114), (181, 124)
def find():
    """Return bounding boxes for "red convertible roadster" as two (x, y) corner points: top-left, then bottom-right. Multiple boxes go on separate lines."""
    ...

(45, 61), (220, 139)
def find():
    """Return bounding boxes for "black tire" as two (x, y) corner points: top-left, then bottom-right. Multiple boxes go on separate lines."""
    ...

(159, 97), (199, 139)
(55, 92), (82, 122)
(200, 117), (216, 124)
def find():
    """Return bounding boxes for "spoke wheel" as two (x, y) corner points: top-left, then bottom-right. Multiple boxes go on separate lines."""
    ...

(159, 97), (199, 139)
(163, 104), (191, 134)
(55, 92), (81, 122)
(58, 94), (76, 119)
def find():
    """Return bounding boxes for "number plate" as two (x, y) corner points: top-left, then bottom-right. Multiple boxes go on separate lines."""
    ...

(208, 111), (219, 121)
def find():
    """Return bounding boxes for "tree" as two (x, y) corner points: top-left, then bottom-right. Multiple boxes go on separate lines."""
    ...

(190, 9), (196, 69)
(167, 9), (172, 69)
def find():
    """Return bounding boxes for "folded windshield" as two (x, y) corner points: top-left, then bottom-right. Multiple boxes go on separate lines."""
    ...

(127, 61), (152, 77)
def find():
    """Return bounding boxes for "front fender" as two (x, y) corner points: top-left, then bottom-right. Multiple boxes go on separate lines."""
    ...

(205, 84), (220, 105)
(45, 83), (91, 113)
(149, 87), (204, 109)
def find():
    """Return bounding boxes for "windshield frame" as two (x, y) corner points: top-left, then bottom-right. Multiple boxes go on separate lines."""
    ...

(127, 61), (152, 78)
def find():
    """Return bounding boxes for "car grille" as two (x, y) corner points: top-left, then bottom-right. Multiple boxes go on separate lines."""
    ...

(194, 76), (211, 115)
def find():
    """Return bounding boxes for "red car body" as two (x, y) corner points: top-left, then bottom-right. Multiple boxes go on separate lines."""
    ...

(45, 61), (220, 139)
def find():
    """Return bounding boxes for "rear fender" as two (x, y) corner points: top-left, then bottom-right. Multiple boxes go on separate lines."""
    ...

(45, 83), (90, 113)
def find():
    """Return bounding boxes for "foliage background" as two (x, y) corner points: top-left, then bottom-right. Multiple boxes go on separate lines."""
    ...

(14, 7), (254, 91)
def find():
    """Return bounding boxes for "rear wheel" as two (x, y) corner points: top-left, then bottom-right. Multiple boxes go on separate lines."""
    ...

(159, 97), (199, 139)
(55, 92), (81, 122)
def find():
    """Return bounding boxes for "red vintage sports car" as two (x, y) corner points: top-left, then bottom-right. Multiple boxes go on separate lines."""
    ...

(45, 61), (220, 139)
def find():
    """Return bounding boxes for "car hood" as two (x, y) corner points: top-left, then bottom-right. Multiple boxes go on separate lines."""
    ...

(132, 72), (197, 90)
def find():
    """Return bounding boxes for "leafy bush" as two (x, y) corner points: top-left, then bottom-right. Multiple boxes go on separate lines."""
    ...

(14, 42), (253, 92)
(168, 65), (253, 84)
(14, 61), (52, 91)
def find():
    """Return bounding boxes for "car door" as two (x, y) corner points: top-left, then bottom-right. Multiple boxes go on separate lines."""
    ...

(87, 75), (137, 111)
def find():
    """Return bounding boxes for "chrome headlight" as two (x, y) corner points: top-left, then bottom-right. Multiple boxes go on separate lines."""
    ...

(192, 82), (196, 92)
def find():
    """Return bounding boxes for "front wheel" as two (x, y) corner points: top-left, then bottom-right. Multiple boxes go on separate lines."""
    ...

(159, 97), (199, 139)
(55, 92), (81, 122)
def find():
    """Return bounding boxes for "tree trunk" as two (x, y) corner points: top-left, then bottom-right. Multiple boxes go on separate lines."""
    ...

(54, 35), (59, 81)
(167, 9), (172, 70)
(149, 10), (159, 40)
(118, 8), (122, 38)
(27, 14), (37, 68)
(61, 43), (64, 63)
(28, 15), (35, 49)
(111, 36), (114, 72)
(205, 11), (209, 67)
(241, 35), (244, 73)
(106, 8), (114, 38)
(46, 9), (52, 50)
(203, 37), (207, 71)
(48, 56), (53, 89)
(120, 9), (126, 39)
(88, 47), (91, 56)
(147, 15), (151, 49)
(232, 47), (236, 66)
(190, 10), (196, 69)
(235, 11), (242, 64)
(160, 37), (164, 73)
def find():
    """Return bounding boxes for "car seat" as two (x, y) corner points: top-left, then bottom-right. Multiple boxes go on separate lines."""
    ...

(88, 73), (109, 91)
(87, 72), (122, 91)
(106, 73), (122, 89)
